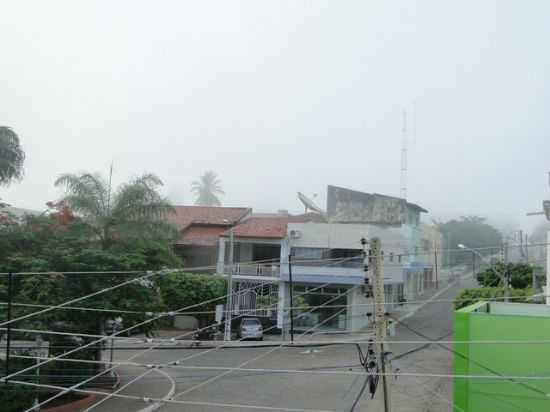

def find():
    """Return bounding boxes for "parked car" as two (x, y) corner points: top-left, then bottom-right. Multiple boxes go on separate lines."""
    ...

(239, 317), (263, 341)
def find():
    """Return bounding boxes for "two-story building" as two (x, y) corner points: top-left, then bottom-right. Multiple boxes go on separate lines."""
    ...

(215, 186), (441, 334)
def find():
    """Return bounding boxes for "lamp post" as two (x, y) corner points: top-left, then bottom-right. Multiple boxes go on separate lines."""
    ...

(458, 244), (509, 302)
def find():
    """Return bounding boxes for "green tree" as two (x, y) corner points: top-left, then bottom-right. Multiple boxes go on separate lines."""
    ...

(191, 171), (224, 206)
(0, 126), (25, 186)
(434, 216), (502, 267)
(54, 172), (176, 249)
(157, 272), (225, 326)
(476, 262), (538, 289)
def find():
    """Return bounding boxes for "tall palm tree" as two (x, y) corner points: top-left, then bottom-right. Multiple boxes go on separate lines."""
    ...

(191, 171), (224, 206)
(0, 126), (25, 186)
(55, 171), (175, 249)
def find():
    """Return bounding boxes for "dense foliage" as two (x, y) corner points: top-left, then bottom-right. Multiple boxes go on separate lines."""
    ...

(453, 287), (533, 309)
(434, 216), (502, 266)
(54, 172), (176, 249)
(476, 262), (537, 289)
(0, 358), (36, 412)
(157, 272), (226, 327)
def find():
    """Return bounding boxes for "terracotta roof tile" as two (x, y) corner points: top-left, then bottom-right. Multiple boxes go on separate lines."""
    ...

(166, 206), (251, 231)
(176, 225), (227, 246)
(221, 213), (323, 239)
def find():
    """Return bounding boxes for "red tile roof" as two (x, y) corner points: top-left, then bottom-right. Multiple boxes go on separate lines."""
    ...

(166, 206), (251, 231)
(176, 225), (227, 246)
(221, 213), (324, 239)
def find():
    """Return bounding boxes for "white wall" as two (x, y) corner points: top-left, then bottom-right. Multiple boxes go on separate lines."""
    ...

(287, 222), (406, 283)
(288, 222), (405, 251)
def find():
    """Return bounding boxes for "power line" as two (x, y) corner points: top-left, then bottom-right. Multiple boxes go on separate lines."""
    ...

(169, 287), (359, 402)
(14, 279), (280, 411)
(9, 379), (334, 412)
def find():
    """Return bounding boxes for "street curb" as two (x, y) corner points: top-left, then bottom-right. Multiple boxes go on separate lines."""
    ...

(135, 368), (176, 412)
(397, 271), (474, 322)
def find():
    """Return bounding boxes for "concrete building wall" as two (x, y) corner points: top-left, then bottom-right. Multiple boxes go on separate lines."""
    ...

(288, 222), (405, 251)
(326, 185), (404, 224)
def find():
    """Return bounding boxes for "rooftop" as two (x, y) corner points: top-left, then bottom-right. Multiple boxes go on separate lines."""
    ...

(221, 213), (323, 239)
(166, 206), (251, 231)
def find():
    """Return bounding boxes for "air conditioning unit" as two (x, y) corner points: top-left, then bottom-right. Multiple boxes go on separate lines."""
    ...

(290, 229), (302, 239)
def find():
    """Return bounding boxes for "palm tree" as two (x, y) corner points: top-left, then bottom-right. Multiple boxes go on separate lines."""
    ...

(191, 171), (224, 206)
(0, 126), (25, 186)
(55, 171), (175, 249)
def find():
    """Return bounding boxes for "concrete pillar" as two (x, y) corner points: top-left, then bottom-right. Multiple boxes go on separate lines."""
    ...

(217, 238), (226, 274)
(277, 280), (289, 331)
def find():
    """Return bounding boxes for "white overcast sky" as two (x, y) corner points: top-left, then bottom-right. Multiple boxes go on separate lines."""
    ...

(1, 0), (549, 232)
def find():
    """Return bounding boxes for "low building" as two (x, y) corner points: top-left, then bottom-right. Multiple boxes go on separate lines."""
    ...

(454, 301), (550, 411)
(167, 206), (251, 272)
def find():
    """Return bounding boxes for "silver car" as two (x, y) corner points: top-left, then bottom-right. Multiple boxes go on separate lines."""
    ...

(239, 317), (263, 340)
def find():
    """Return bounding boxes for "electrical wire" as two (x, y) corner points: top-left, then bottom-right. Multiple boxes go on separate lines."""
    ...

(14, 279), (281, 412)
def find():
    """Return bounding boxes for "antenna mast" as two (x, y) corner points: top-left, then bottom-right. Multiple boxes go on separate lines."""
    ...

(400, 109), (408, 200)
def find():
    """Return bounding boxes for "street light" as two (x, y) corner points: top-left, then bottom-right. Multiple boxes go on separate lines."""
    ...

(458, 244), (509, 302)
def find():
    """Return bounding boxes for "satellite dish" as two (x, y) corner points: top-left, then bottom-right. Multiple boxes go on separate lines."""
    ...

(297, 192), (325, 215)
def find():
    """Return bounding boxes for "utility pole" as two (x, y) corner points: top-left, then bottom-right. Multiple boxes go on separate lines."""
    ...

(288, 254), (294, 344)
(525, 233), (529, 264)
(472, 251), (476, 277)
(224, 228), (235, 341)
(501, 243), (509, 302)
(434, 245), (439, 289)
(5, 271), (13, 382)
(370, 237), (391, 412)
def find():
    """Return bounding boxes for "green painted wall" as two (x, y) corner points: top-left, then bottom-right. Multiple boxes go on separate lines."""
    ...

(454, 302), (550, 411)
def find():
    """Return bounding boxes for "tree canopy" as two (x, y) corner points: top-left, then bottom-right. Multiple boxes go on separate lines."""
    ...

(191, 170), (224, 206)
(54, 172), (176, 249)
(0, 126), (25, 186)
(434, 216), (502, 266)
(476, 261), (538, 289)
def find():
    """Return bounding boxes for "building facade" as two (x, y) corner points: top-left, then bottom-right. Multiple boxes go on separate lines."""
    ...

(214, 186), (440, 333)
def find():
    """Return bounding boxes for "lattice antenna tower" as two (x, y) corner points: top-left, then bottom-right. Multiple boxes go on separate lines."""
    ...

(400, 108), (408, 200)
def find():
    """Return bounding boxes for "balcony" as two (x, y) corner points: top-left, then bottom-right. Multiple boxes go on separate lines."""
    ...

(223, 263), (281, 278)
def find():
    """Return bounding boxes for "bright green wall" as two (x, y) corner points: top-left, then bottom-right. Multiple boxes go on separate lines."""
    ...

(454, 303), (550, 411)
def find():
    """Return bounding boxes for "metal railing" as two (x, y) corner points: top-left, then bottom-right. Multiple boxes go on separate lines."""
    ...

(228, 263), (280, 277)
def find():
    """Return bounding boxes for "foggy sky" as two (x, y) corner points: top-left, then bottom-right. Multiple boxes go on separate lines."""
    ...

(1, 0), (549, 233)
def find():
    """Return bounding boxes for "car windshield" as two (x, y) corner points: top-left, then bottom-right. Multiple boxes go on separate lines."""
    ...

(242, 319), (260, 327)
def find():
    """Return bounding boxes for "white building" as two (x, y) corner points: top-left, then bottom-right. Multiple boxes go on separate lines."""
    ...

(215, 187), (441, 333)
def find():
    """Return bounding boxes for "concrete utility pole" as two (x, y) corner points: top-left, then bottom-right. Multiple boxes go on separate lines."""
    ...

(224, 228), (235, 341)
(370, 237), (391, 412)
(501, 242), (509, 302)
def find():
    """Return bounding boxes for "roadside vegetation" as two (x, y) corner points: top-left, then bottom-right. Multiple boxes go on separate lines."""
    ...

(454, 262), (540, 309)
(0, 165), (226, 407)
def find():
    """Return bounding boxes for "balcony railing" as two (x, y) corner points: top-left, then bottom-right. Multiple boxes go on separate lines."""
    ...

(226, 263), (280, 277)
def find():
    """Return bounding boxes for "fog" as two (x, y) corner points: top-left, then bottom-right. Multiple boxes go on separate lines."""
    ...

(1, 0), (549, 233)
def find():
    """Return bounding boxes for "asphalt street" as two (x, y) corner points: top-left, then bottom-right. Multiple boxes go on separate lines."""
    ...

(86, 269), (478, 412)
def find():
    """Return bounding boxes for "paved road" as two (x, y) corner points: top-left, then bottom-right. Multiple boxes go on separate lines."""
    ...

(85, 270), (478, 412)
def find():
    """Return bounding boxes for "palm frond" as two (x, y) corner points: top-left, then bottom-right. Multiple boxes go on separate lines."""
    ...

(54, 173), (107, 217)
(0, 126), (25, 186)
